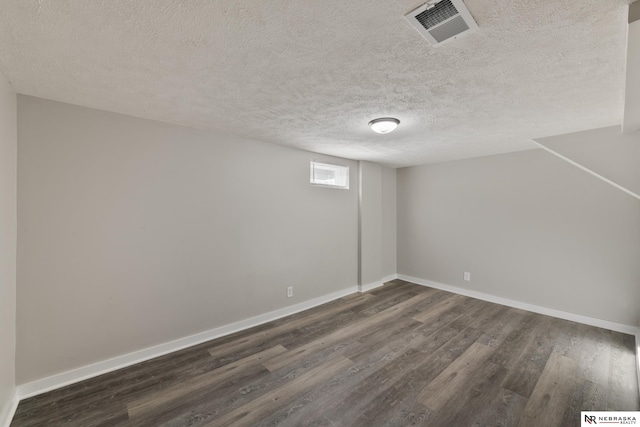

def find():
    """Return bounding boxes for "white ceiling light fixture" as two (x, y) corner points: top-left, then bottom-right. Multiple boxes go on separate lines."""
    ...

(368, 117), (400, 134)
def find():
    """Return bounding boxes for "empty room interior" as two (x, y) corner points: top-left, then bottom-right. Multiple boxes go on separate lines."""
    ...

(1, 0), (640, 426)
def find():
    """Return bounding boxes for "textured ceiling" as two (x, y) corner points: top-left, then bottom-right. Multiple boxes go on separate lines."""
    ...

(0, 0), (631, 167)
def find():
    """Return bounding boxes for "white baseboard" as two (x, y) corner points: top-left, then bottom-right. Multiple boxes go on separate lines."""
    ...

(381, 274), (399, 284)
(359, 281), (383, 292)
(358, 275), (399, 293)
(17, 285), (358, 400)
(398, 274), (639, 335)
(13, 274), (640, 410)
(1, 389), (19, 427)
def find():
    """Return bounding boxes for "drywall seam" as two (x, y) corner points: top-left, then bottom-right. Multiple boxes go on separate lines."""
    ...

(0, 390), (18, 427)
(533, 141), (640, 201)
(16, 285), (358, 399)
(398, 274), (639, 335)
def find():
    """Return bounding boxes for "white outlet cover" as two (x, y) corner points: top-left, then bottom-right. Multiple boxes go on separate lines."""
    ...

(463, 272), (471, 281)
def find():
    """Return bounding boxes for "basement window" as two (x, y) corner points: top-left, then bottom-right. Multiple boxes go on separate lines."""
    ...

(310, 161), (349, 189)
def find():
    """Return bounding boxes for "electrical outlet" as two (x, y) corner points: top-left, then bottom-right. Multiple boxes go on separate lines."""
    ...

(287, 286), (293, 298)
(463, 272), (471, 281)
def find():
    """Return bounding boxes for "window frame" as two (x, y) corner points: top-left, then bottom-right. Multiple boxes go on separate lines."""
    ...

(309, 160), (350, 189)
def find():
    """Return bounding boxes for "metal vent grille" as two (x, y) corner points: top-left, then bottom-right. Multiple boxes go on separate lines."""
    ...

(429, 14), (469, 42)
(405, 0), (478, 46)
(415, 0), (458, 30)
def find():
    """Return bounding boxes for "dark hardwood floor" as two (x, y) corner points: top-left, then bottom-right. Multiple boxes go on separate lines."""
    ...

(11, 280), (639, 426)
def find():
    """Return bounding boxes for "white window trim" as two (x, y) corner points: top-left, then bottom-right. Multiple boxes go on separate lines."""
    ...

(310, 160), (350, 189)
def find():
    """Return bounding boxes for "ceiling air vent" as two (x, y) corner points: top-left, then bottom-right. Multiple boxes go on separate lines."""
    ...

(405, 0), (478, 46)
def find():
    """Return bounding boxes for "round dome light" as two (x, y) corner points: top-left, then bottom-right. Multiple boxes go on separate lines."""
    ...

(368, 117), (400, 134)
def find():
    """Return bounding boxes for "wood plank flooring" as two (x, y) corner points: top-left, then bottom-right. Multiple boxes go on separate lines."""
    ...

(11, 280), (640, 426)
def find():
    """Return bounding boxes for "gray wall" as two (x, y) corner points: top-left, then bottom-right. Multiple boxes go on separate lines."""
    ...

(397, 149), (640, 326)
(0, 72), (17, 421)
(381, 166), (397, 279)
(359, 161), (382, 288)
(536, 126), (640, 195)
(16, 96), (359, 384)
(359, 161), (397, 288)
